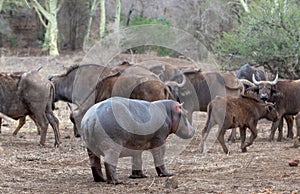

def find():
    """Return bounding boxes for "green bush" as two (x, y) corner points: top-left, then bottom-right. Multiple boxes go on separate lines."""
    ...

(10, 37), (17, 46)
(213, 0), (300, 79)
(126, 15), (174, 56)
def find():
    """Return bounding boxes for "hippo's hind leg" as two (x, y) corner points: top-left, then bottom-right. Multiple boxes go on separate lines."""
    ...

(151, 145), (173, 177)
(129, 151), (147, 179)
(87, 148), (106, 182)
(103, 149), (122, 184)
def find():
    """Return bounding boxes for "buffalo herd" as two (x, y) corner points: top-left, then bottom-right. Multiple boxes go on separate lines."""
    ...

(0, 62), (299, 184)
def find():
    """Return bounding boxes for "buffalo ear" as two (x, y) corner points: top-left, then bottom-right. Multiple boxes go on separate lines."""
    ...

(267, 105), (273, 112)
(271, 89), (282, 97)
(245, 86), (259, 94)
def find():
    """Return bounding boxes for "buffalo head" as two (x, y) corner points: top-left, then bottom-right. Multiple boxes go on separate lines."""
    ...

(250, 73), (280, 101)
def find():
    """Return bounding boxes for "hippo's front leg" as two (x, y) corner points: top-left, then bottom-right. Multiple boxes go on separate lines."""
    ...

(151, 145), (173, 177)
(129, 151), (147, 179)
(87, 148), (106, 182)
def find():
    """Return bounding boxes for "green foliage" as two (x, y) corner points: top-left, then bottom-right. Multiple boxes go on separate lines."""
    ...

(126, 15), (174, 56)
(214, 0), (300, 79)
(10, 37), (17, 46)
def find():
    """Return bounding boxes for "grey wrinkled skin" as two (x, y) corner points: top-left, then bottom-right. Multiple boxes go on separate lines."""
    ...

(80, 97), (195, 184)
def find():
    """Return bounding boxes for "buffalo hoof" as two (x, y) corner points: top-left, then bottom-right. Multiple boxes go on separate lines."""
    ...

(107, 179), (123, 185)
(241, 147), (247, 152)
(158, 172), (173, 177)
(54, 142), (61, 148)
(74, 133), (81, 138)
(129, 170), (147, 179)
(268, 137), (275, 142)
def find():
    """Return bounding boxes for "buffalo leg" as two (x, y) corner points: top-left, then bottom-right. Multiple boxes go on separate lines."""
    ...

(217, 127), (228, 154)
(245, 125), (258, 149)
(269, 119), (281, 141)
(199, 116), (216, 153)
(284, 115), (294, 139)
(151, 145), (173, 177)
(69, 112), (81, 137)
(87, 148), (106, 182)
(46, 111), (60, 147)
(129, 152), (147, 179)
(0, 118), (2, 133)
(29, 115), (42, 135)
(296, 113), (300, 137)
(240, 127), (247, 152)
(103, 150), (122, 184)
(31, 113), (49, 146)
(13, 116), (26, 136)
(227, 128), (236, 143)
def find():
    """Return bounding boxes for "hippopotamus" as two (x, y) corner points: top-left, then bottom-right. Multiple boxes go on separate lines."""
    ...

(80, 97), (195, 184)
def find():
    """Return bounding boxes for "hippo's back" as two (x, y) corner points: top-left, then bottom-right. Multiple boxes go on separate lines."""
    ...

(81, 97), (169, 139)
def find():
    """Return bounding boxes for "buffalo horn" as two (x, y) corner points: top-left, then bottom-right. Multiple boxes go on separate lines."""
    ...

(239, 79), (256, 87)
(269, 74), (278, 85)
(252, 74), (261, 85)
(165, 73), (186, 88)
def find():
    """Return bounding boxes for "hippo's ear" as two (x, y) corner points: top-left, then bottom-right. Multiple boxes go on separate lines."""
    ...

(175, 103), (184, 112)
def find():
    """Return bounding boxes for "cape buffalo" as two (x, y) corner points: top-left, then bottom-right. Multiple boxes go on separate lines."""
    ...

(199, 95), (279, 154)
(0, 70), (59, 146)
(80, 97), (195, 184)
(251, 74), (300, 141)
(236, 64), (294, 141)
(237, 63), (266, 84)
(147, 64), (244, 123)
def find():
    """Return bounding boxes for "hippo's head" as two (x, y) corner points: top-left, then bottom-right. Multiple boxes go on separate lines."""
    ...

(171, 102), (195, 139)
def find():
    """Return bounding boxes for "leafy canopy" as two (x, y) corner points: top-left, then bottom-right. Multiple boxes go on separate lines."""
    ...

(214, 0), (300, 79)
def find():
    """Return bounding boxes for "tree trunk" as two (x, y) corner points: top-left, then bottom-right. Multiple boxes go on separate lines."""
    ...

(239, 0), (250, 13)
(70, 16), (77, 50)
(83, 0), (99, 48)
(27, 0), (60, 56)
(99, 0), (106, 39)
(49, 20), (59, 56)
(114, 0), (121, 45)
(0, 0), (3, 12)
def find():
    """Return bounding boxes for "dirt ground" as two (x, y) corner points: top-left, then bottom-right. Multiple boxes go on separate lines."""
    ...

(0, 52), (299, 194)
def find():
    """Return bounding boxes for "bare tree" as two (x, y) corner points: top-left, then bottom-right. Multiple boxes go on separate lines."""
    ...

(99, 0), (106, 39)
(114, 0), (121, 45)
(83, 0), (100, 48)
(25, 0), (63, 56)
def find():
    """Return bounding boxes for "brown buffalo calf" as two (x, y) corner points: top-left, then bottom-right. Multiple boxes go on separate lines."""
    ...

(199, 95), (279, 154)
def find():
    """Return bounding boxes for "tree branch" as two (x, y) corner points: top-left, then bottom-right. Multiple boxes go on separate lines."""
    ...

(34, 6), (48, 28)
(32, 0), (52, 20)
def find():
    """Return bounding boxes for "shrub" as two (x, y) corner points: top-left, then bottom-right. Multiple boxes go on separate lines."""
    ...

(126, 15), (175, 56)
(213, 0), (300, 79)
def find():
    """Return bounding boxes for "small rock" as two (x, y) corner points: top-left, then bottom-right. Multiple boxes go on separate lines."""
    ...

(288, 159), (299, 167)
(0, 146), (3, 154)
(165, 176), (178, 189)
(64, 135), (71, 139)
